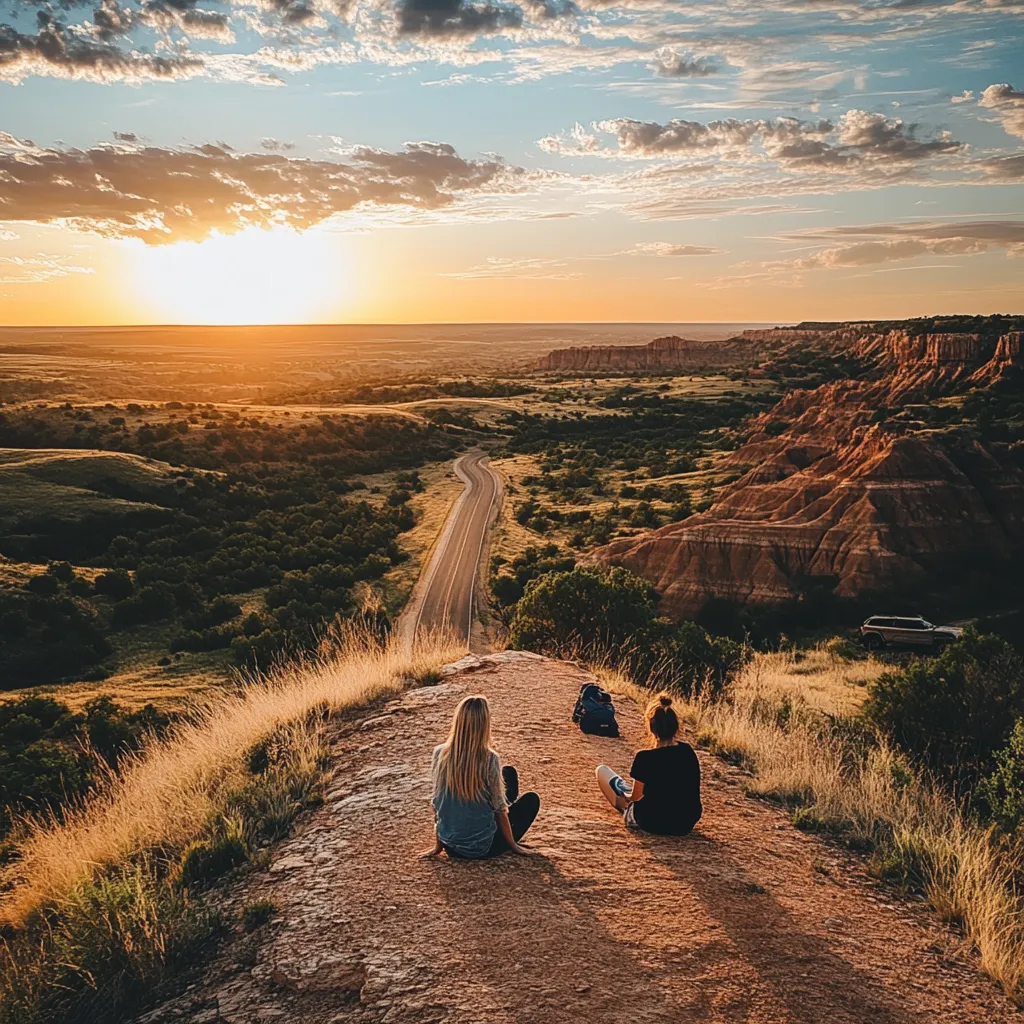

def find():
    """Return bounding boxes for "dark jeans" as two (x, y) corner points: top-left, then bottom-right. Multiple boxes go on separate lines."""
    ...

(486, 765), (540, 857)
(445, 765), (540, 859)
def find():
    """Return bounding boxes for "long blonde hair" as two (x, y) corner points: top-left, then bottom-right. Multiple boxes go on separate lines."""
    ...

(435, 695), (494, 802)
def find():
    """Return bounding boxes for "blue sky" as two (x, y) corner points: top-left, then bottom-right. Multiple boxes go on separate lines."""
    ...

(1, 0), (1023, 323)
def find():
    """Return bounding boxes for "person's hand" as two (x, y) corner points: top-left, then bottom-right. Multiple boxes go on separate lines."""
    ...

(420, 843), (443, 859)
(512, 844), (538, 857)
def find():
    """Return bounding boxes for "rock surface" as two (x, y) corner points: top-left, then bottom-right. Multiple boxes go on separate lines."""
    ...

(593, 328), (1024, 616)
(134, 654), (1015, 1024)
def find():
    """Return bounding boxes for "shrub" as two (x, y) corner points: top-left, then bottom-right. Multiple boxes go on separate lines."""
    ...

(682, 656), (1024, 1004)
(0, 864), (217, 1024)
(175, 817), (249, 889)
(94, 569), (134, 601)
(241, 900), (278, 932)
(46, 562), (75, 584)
(508, 566), (742, 697)
(0, 634), (463, 1024)
(862, 633), (1024, 782)
(25, 574), (58, 597)
(660, 621), (745, 694)
(979, 719), (1024, 835)
(508, 566), (664, 656)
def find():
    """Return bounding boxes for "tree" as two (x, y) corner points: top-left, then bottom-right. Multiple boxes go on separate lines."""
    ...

(508, 566), (665, 658)
(95, 569), (134, 601)
(507, 566), (741, 697)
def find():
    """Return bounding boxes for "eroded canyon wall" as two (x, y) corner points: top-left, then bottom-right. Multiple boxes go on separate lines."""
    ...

(591, 327), (1024, 616)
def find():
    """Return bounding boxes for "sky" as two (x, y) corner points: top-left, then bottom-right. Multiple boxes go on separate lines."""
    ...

(1, 0), (1023, 325)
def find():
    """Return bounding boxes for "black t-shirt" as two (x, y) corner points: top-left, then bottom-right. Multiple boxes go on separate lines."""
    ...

(630, 742), (702, 835)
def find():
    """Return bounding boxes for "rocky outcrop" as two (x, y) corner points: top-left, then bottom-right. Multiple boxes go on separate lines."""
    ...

(970, 331), (1024, 386)
(129, 654), (1019, 1024)
(535, 335), (765, 372)
(592, 329), (1024, 616)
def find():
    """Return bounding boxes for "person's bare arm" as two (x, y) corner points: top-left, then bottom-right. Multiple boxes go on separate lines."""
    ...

(421, 824), (443, 858)
(496, 808), (533, 855)
(628, 779), (644, 804)
(421, 801), (443, 858)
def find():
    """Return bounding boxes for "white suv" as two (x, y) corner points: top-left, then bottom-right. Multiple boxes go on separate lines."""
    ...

(859, 616), (962, 651)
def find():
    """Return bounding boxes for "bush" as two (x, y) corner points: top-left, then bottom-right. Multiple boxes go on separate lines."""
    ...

(862, 632), (1024, 782)
(0, 695), (171, 839)
(979, 719), (1024, 835)
(25, 574), (58, 597)
(0, 864), (217, 1024)
(94, 569), (134, 601)
(508, 566), (742, 697)
(508, 566), (663, 656)
(241, 900), (278, 932)
(660, 621), (745, 694)
(175, 817), (249, 889)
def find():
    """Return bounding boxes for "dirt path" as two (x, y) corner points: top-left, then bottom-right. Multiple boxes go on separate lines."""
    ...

(138, 654), (1018, 1024)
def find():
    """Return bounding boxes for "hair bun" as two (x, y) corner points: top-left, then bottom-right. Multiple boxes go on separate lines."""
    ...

(658, 694), (673, 707)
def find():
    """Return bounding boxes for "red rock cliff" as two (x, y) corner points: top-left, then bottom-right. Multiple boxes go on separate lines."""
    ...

(535, 335), (764, 372)
(591, 331), (1024, 616)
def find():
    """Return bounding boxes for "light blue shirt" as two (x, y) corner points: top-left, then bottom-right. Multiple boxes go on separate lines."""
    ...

(431, 745), (506, 858)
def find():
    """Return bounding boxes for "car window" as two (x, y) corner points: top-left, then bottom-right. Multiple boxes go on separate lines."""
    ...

(896, 618), (923, 629)
(921, 621), (934, 629)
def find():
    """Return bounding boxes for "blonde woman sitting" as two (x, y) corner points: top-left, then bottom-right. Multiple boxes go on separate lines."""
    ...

(423, 694), (540, 859)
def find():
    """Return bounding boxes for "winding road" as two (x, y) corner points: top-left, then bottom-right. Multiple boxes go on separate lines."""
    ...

(404, 450), (501, 650)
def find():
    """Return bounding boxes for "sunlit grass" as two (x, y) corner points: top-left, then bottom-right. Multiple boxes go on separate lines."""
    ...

(2, 629), (462, 927)
(0, 628), (463, 1022)
(675, 648), (1024, 1006)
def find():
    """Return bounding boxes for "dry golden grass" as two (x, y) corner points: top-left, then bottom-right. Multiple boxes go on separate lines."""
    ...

(679, 649), (1024, 1005)
(732, 643), (886, 717)
(1, 629), (464, 927)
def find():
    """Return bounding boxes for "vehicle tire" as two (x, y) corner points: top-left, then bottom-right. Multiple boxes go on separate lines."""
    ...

(863, 633), (883, 651)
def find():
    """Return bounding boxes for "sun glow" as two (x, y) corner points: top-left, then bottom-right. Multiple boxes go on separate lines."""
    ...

(134, 226), (349, 324)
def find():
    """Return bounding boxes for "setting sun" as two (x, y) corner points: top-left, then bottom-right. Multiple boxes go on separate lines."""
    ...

(133, 227), (347, 324)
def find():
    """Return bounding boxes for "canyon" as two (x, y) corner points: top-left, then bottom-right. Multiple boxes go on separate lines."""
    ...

(591, 324), (1024, 617)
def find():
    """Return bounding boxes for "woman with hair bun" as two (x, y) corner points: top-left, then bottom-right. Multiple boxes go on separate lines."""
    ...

(595, 693), (702, 835)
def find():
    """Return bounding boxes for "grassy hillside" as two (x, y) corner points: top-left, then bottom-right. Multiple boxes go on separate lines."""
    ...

(0, 632), (463, 1024)
(0, 449), (177, 530)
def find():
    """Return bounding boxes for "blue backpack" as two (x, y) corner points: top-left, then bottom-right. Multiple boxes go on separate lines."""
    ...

(572, 682), (620, 737)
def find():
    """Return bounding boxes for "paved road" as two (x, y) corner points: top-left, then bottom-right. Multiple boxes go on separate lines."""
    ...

(409, 451), (500, 650)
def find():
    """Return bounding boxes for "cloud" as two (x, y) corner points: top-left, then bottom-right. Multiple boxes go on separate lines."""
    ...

(650, 51), (716, 79)
(443, 255), (581, 279)
(776, 219), (1024, 271)
(0, 12), (206, 84)
(0, 252), (95, 283)
(0, 0), (1021, 89)
(980, 153), (1024, 180)
(979, 83), (1024, 139)
(446, 238), (726, 277)
(625, 241), (725, 256)
(951, 89), (975, 104)
(542, 110), (962, 170)
(0, 132), (524, 243)
(395, 0), (524, 38)
(260, 136), (296, 151)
